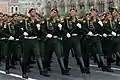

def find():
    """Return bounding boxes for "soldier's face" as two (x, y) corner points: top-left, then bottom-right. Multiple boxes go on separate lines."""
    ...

(4, 15), (8, 21)
(18, 16), (22, 21)
(107, 15), (112, 20)
(0, 14), (3, 20)
(70, 10), (76, 17)
(30, 10), (36, 17)
(14, 16), (18, 21)
(51, 10), (57, 17)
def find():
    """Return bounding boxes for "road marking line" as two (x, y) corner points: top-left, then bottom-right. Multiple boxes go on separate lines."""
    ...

(50, 72), (86, 80)
(93, 70), (120, 77)
(70, 64), (120, 77)
(90, 64), (120, 71)
(0, 70), (37, 80)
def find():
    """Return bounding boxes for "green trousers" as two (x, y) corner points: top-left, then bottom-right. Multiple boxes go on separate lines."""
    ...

(43, 38), (63, 68)
(63, 36), (82, 59)
(23, 39), (41, 63)
(83, 36), (104, 68)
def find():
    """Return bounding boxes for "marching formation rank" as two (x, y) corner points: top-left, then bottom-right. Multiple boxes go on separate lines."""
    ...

(0, 7), (120, 79)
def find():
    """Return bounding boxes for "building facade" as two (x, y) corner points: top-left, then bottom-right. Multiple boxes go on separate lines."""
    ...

(1, 0), (120, 16)
(0, 0), (9, 14)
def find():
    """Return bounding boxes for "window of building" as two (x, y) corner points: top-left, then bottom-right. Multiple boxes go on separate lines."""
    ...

(11, 7), (13, 13)
(53, 1), (57, 8)
(70, 0), (76, 8)
(78, 1), (85, 9)
(16, 7), (18, 12)
(46, 1), (51, 16)
(59, 0), (65, 16)
(87, 0), (94, 9)
(98, 1), (105, 13)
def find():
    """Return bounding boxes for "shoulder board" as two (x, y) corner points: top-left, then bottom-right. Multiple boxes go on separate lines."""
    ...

(25, 18), (28, 21)
(20, 20), (23, 23)
(57, 18), (60, 22)
(103, 21), (108, 23)
(47, 18), (50, 21)
(83, 20), (86, 23)
(60, 17), (64, 22)
(66, 17), (70, 20)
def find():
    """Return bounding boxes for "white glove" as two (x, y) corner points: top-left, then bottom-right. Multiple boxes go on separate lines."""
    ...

(58, 23), (62, 30)
(94, 34), (99, 36)
(9, 36), (14, 40)
(23, 32), (28, 36)
(66, 33), (71, 38)
(36, 24), (41, 30)
(87, 31), (94, 36)
(60, 38), (63, 40)
(46, 34), (52, 38)
(98, 21), (103, 27)
(103, 33), (107, 37)
(77, 23), (82, 29)
(21, 28), (24, 30)
(111, 31), (116, 36)
(119, 22), (120, 24)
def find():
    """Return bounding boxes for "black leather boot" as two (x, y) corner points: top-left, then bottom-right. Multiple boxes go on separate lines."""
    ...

(99, 55), (108, 71)
(58, 58), (70, 75)
(20, 58), (28, 79)
(116, 52), (120, 66)
(63, 58), (71, 72)
(22, 73), (28, 79)
(95, 54), (102, 68)
(37, 58), (50, 77)
(77, 57), (87, 74)
(106, 58), (114, 72)
(5, 56), (10, 74)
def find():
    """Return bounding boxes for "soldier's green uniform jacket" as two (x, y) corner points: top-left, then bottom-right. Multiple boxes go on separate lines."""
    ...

(113, 19), (120, 34)
(7, 22), (23, 39)
(62, 17), (88, 38)
(0, 22), (11, 38)
(20, 17), (39, 37)
(37, 18), (47, 38)
(45, 17), (62, 38)
(102, 19), (116, 34)
(83, 19), (103, 35)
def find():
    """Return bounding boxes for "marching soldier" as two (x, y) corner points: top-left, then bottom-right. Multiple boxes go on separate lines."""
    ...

(82, 10), (109, 73)
(62, 8), (87, 74)
(114, 13), (120, 66)
(36, 14), (47, 60)
(102, 12), (120, 67)
(43, 8), (69, 75)
(0, 14), (14, 74)
(102, 13), (117, 72)
(5, 14), (24, 74)
(0, 12), (4, 66)
(20, 8), (49, 79)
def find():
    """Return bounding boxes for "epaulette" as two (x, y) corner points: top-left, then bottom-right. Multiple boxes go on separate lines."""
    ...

(57, 18), (60, 22)
(41, 21), (45, 24)
(83, 20), (86, 23)
(103, 20), (108, 23)
(25, 18), (28, 21)
(97, 18), (101, 21)
(66, 17), (70, 20)
(60, 17), (64, 23)
(47, 18), (50, 21)
(108, 18), (112, 21)
(78, 18), (83, 21)
(20, 20), (23, 23)
(92, 19), (96, 22)
(87, 18), (90, 21)
(52, 19), (56, 23)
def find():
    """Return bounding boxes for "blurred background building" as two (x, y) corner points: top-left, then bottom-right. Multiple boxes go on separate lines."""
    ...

(0, 0), (120, 16)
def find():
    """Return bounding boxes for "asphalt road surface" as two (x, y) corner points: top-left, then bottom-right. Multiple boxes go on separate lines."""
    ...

(0, 54), (120, 80)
